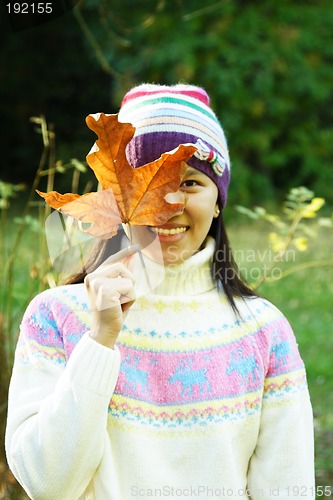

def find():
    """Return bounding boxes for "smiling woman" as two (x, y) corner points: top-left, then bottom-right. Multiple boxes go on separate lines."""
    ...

(5, 84), (315, 500)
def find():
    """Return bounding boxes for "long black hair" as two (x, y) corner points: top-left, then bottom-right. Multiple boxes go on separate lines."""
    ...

(208, 205), (256, 312)
(64, 205), (256, 312)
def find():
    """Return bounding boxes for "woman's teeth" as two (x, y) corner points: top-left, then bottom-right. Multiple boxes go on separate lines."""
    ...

(151, 226), (188, 235)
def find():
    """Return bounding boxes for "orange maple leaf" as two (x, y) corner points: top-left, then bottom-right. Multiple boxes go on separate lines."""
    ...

(37, 113), (196, 239)
(37, 189), (122, 239)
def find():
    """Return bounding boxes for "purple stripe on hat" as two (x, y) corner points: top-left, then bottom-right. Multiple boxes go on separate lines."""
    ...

(126, 132), (230, 207)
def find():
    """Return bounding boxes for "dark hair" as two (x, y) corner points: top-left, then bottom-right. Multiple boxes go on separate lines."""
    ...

(208, 205), (256, 313)
(61, 232), (124, 286)
(64, 206), (256, 313)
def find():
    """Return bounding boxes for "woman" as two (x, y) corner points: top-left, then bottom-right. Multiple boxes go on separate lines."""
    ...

(6, 84), (315, 499)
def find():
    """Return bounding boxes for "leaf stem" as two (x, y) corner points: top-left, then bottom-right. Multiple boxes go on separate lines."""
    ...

(263, 258), (333, 283)
(252, 209), (305, 289)
(127, 223), (153, 292)
(138, 250), (153, 292)
(128, 223), (133, 245)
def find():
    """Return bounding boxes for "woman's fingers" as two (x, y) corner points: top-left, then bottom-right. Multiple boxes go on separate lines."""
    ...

(96, 244), (140, 271)
(84, 245), (138, 347)
(95, 285), (121, 312)
(88, 262), (135, 283)
(86, 276), (135, 311)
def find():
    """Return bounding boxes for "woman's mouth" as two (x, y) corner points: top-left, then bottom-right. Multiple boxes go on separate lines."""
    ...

(148, 225), (189, 241)
(150, 226), (188, 235)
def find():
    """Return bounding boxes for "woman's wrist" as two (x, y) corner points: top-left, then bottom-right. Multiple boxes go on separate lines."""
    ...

(89, 331), (117, 350)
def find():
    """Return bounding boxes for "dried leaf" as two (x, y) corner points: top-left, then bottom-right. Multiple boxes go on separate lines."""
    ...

(37, 190), (121, 239)
(37, 114), (197, 238)
(36, 191), (81, 210)
(86, 113), (196, 225)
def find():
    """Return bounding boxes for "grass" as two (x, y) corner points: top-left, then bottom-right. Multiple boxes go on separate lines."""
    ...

(1, 207), (332, 498)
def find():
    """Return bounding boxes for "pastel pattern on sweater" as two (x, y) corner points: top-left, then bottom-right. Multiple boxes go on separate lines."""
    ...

(16, 283), (306, 436)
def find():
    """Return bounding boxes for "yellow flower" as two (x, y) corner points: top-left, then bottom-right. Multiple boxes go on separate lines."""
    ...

(269, 232), (285, 252)
(301, 197), (325, 218)
(294, 237), (308, 251)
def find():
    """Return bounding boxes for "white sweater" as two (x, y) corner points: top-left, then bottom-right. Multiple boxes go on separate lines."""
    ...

(6, 238), (315, 499)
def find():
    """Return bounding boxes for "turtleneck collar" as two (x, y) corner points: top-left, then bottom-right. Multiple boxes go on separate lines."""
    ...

(132, 236), (216, 297)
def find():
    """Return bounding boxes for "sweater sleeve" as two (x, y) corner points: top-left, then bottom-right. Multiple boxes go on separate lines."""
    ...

(247, 313), (315, 499)
(5, 290), (121, 500)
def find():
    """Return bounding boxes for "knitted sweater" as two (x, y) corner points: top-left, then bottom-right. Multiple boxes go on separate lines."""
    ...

(6, 238), (314, 500)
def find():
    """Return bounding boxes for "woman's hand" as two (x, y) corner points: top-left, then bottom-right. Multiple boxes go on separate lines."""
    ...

(84, 245), (138, 349)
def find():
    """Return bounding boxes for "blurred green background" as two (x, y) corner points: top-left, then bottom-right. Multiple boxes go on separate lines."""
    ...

(2, 0), (333, 206)
(1, 1), (332, 498)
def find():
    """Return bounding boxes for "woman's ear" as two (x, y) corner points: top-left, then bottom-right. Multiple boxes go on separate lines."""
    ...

(213, 205), (221, 218)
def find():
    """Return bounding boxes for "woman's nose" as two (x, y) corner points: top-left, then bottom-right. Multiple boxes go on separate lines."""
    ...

(164, 190), (188, 215)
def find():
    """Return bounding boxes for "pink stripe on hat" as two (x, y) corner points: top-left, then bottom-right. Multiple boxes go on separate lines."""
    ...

(121, 85), (210, 106)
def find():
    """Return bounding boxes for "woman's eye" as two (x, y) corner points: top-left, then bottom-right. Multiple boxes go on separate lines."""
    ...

(181, 179), (198, 188)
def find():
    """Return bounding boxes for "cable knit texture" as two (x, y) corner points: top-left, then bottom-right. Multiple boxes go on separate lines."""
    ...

(6, 238), (314, 499)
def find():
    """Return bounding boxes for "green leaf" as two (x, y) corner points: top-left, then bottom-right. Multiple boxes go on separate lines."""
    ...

(71, 158), (87, 173)
(234, 205), (259, 220)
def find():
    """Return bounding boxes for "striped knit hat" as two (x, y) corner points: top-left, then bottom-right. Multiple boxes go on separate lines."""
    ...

(118, 83), (230, 207)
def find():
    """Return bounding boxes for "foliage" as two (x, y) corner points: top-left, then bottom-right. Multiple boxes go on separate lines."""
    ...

(0, 117), (91, 499)
(0, 181), (26, 209)
(235, 186), (333, 288)
(70, 0), (333, 206)
(3, 2), (333, 206)
(2, 7), (115, 194)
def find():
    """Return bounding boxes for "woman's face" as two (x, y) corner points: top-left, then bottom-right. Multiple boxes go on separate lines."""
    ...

(147, 166), (219, 265)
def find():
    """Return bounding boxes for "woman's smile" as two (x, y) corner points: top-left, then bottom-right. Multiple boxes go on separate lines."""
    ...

(148, 223), (190, 242)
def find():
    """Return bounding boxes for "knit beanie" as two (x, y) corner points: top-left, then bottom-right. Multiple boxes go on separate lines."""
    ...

(118, 83), (230, 207)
